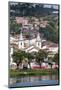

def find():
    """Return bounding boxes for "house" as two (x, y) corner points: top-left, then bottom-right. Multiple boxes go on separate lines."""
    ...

(16, 17), (29, 25)
(25, 45), (40, 53)
(16, 17), (24, 24)
(42, 41), (58, 54)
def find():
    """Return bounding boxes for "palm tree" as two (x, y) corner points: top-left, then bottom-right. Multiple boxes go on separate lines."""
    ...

(12, 50), (26, 69)
(26, 52), (34, 69)
(36, 50), (48, 66)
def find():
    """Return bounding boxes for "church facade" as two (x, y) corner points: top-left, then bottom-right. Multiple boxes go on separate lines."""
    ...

(18, 31), (42, 53)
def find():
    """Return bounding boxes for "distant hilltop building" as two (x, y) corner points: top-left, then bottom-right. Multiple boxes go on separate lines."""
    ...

(15, 17), (48, 28)
(16, 17), (28, 25)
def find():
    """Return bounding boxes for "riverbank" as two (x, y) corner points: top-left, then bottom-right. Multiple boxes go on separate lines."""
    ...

(9, 69), (59, 77)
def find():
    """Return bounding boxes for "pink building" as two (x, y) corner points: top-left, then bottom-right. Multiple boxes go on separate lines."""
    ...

(16, 17), (28, 25)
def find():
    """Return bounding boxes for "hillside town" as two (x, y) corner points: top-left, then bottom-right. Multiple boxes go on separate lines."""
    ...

(10, 16), (59, 70)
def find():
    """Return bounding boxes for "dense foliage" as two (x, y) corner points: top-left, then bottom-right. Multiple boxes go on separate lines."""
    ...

(53, 53), (59, 64)
(10, 20), (22, 35)
(35, 50), (48, 65)
(12, 49), (48, 67)
(39, 19), (59, 43)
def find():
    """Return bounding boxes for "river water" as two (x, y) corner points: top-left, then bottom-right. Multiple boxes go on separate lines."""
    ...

(9, 75), (59, 88)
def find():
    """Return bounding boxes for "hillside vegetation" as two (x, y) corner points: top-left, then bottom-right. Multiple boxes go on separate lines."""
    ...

(9, 3), (59, 44)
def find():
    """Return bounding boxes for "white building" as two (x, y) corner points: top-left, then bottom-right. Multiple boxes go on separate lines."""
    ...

(10, 46), (17, 70)
(18, 31), (42, 53)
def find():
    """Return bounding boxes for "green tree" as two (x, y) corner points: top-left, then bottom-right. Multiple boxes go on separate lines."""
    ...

(53, 53), (59, 64)
(10, 20), (22, 35)
(36, 50), (48, 66)
(26, 52), (34, 69)
(39, 16), (58, 43)
(12, 50), (27, 68)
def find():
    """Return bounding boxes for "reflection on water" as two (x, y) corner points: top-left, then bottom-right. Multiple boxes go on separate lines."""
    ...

(9, 75), (59, 87)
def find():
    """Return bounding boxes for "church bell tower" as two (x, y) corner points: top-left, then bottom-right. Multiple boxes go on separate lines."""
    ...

(18, 30), (24, 49)
(36, 33), (42, 49)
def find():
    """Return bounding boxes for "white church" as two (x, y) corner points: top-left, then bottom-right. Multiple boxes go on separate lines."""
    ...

(18, 31), (42, 53)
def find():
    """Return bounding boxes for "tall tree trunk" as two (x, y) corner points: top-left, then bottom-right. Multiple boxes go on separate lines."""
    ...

(17, 63), (19, 69)
(28, 61), (31, 69)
